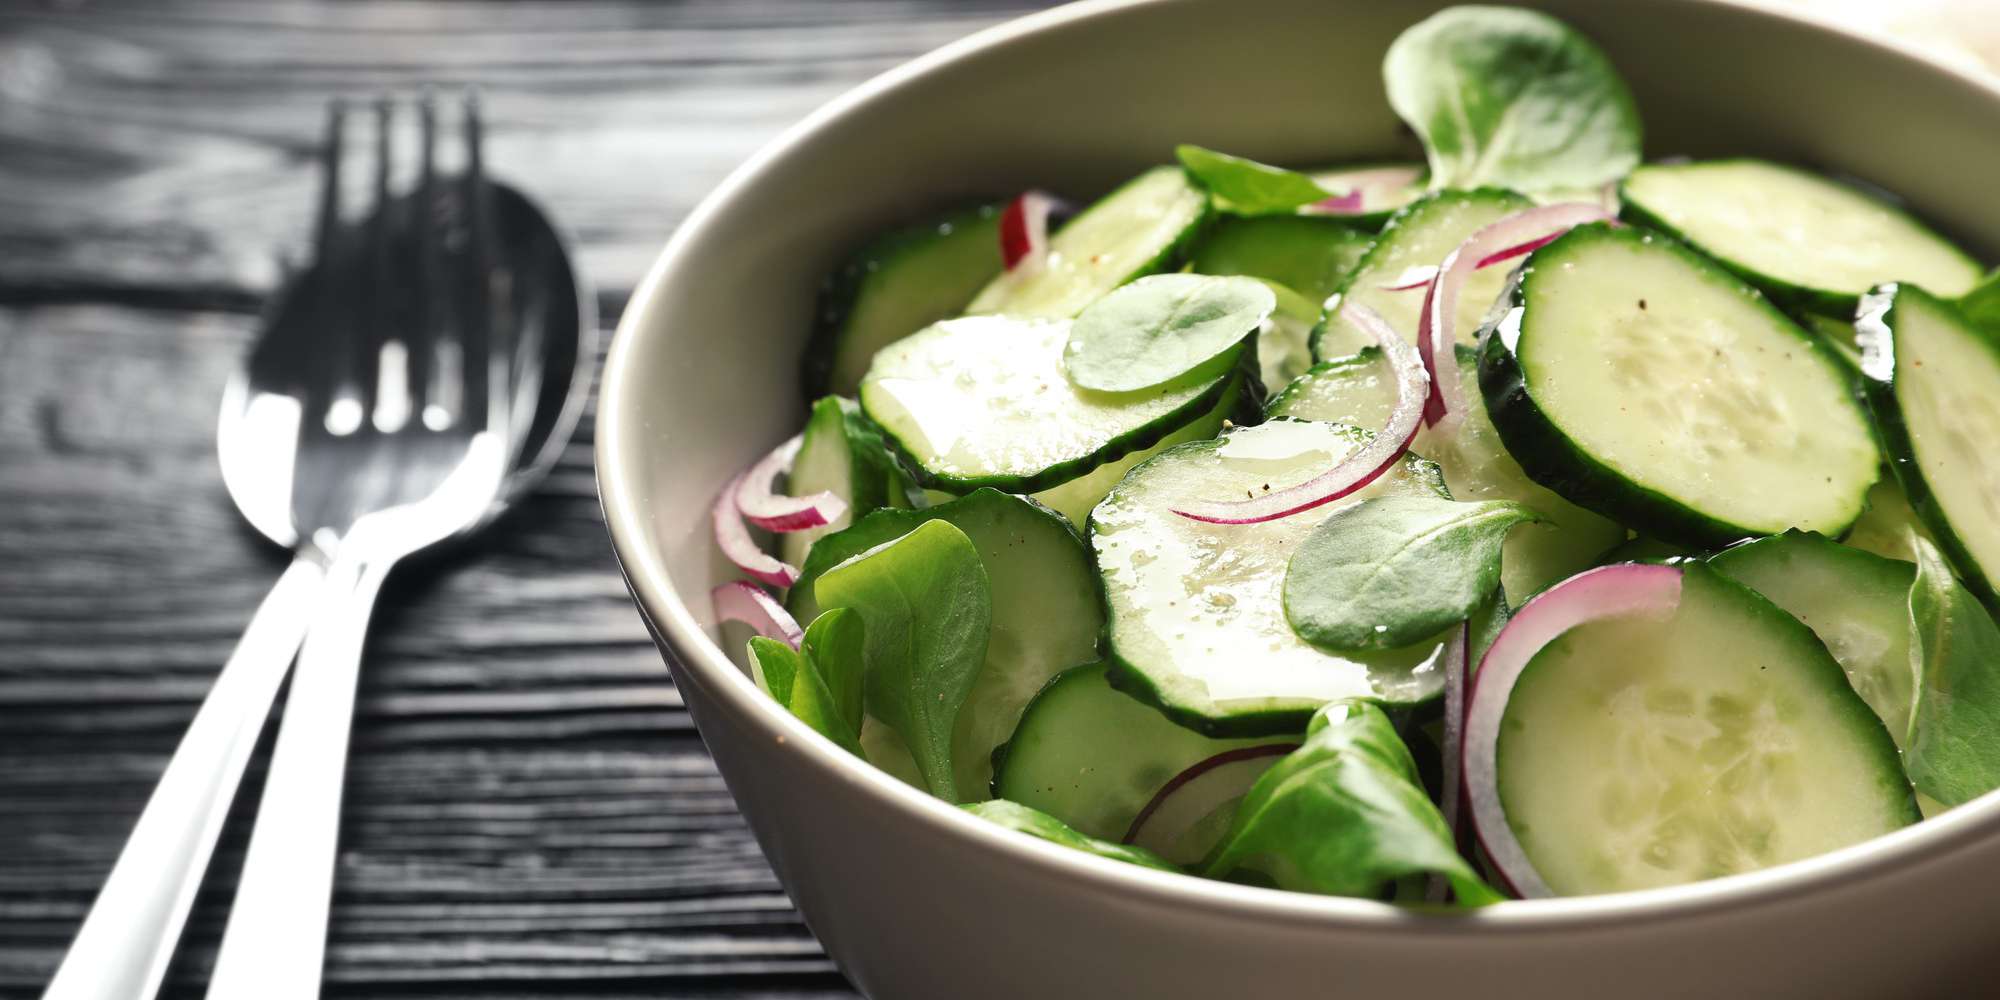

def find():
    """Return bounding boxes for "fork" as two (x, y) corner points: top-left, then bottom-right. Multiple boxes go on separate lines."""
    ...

(191, 95), (519, 999)
(39, 93), (520, 1000)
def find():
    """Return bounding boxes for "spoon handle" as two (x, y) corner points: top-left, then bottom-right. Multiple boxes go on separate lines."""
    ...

(203, 545), (396, 1000)
(40, 555), (325, 1000)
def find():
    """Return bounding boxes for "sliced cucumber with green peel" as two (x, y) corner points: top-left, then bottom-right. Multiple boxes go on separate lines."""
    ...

(790, 489), (1102, 800)
(1310, 188), (1533, 360)
(1709, 531), (1918, 744)
(994, 662), (1298, 862)
(1480, 224), (1879, 546)
(1855, 283), (2000, 606)
(860, 314), (1241, 495)
(804, 203), (1002, 397)
(967, 166), (1208, 319)
(1495, 565), (1917, 896)
(1594, 535), (1691, 567)
(1620, 160), (1983, 315)
(1189, 215), (1372, 304)
(1269, 346), (1623, 603)
(1090, 419), (1456, 735)
(779, 397), (899, 567)
(1030, 377), (1239, 529)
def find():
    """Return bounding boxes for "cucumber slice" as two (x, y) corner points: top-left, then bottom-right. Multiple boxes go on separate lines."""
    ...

(1708, 531), (1918, 744)
(1797, 311), (1864, 372)
(804, 203), (1002, 398)
(967, 166), (1208, 319)
(1856, 283), (2000, 606)
(1030, 376), (1238, 529)
(1496, 564), (1917, 896)
(1189, 215), (1372, 305)
(789, 489), (1101, 800)
(1090, 419), (1456, 736)
(1620, 160), (1983, 315)
(1481, 224), (1879, 546)
(1310, 188), (1534, 360)
(1269, 346), (1623, 604)
(1594, 536), (1692, 567)
(994, 662), (1297, 862)
(860, 314), (1240, 495)
(779, 397), (898, 568)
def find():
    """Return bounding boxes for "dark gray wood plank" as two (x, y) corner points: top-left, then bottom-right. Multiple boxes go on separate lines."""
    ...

(0, 1), (1051, 996)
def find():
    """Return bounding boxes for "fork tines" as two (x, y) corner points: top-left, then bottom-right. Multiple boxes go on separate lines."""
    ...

(303, 92), (506, 441)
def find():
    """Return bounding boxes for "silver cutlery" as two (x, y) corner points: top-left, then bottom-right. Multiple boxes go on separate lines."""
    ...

(42, 93), (594, 1000)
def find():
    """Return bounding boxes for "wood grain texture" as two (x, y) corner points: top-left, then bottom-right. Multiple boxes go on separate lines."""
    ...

(0, 1), (1048, 996)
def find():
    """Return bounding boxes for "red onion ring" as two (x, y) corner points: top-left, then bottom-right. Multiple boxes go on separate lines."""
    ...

(1462, 564), (1684, 898)
(1122, 743), (1300, 846)
(710, 580), (804, 649)
(999, 190), (1068, 271)
(734, 435), (846, 533)
(1380, 265), (1440, 293)
(1299, 165), (1424, 217)
(1420, 203), (1614, 427)
(1427, 622), (1472, 904)
(713, 470), (800, 589)
(1173, 302), (1427, 525)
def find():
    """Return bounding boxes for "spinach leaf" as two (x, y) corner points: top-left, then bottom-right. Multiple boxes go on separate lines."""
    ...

(1176, 145), (1334, 216)
(814, 519), (992, 802)
(1064, 273), (1273, 392)
(963, 800), (1180, 873)
(1383, 6), (1641, 194)
(1285, 496), (1542, 650)
(1904, 537), (2000, 806)
(1204, 700), (1500, 905)
(1467, 584), (1513, 672)
(747, 636), (863, 756)
(801, 606), (865, 736)
(1960, 268), (2000, 336)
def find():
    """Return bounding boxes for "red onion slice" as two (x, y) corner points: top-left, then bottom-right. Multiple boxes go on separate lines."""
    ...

(710, 580), (805, 649)
(734, 435), (847, 533)
(1299, 165), (1424, 217)
(1306, 188), (1364, 214)
(1463, 564), (1684, 898)
(1420, 203), (1615, 427)
(1380, 264), (1439, 292)
(713, 470), (800, 589)
(999, 190), (1070, 272)
(1173, 302), (1428, 525)
(1123, 743), (1299, 846)
(1426, 622), (1472, 903)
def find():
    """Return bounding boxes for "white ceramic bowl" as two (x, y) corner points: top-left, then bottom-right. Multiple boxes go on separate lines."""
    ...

(598, 2), (2000, 996)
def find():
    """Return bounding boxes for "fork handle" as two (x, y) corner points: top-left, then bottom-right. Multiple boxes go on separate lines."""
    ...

(203, 544), (395, 1000)
(40, 554), (326, 1000)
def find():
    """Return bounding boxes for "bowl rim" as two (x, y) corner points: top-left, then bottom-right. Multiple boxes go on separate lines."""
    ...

(598, 0), (2000, 931)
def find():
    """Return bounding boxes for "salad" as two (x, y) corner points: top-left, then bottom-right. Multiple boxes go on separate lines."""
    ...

(707, 5), (2000, 904)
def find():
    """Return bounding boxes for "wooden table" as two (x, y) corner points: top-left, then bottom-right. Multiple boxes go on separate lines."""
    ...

(0, 3), (1045, 996)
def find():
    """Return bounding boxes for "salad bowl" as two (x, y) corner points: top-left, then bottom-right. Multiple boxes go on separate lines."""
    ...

(597, 0), (2000, 996)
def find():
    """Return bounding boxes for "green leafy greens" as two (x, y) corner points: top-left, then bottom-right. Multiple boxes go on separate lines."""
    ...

(1961, 268), (2000, 337)
(1063, 273), (1273, 393)
(1904, 537), (2000, 806)
(814, 519), (993, 801)
(1383, 5), (1641, 194)
(748, 631), (863, 756)
(1175, 145), (1335, 216)
(1204, 700), (1500, 904)
(963, 800), (1180, 872)
(1285, 496), (1542, 650)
